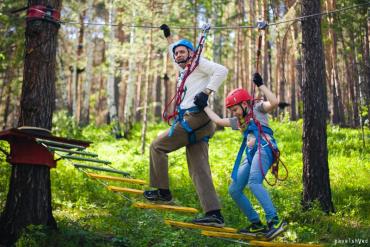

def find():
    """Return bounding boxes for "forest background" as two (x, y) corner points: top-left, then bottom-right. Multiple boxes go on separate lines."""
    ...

(0, 0), (369, 132)
(0, 0), (369, 246)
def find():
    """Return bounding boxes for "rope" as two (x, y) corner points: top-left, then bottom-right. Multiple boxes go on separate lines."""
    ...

(39, 142), (134, 202)
(58, 2), (369, 29)
(268, 2), (369, 27)
(244, 22), (288, 186)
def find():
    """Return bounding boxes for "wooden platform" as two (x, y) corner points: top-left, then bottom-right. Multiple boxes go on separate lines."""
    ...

(202, 230), (267, 241)
(107, 186), (144, 195)
(133, 202), (198, 213)
(165, 219), (237, 233)
(87, 173), (147, 185)
(201, 231), (322, 247)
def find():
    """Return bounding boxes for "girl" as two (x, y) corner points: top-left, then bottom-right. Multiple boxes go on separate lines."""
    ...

(195, 72), (286, 239)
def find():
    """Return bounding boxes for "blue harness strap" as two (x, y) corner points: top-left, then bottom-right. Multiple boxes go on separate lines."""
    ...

(168, 106), (210, 144)
(230, 132), (248, 181)
(231, 120), (275, 181)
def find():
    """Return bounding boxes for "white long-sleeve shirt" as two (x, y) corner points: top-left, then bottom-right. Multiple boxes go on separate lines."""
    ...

(169, 43), (228, 109)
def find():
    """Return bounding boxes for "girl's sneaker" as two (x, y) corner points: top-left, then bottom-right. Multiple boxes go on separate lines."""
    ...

(239, 221), (267, 236)
(265, 217), (287, 240)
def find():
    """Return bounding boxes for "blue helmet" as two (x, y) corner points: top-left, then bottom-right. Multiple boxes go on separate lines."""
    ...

(172, 39), (195, 53)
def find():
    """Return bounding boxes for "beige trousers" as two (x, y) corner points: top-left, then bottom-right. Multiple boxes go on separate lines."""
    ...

(149, 110), (221, 212)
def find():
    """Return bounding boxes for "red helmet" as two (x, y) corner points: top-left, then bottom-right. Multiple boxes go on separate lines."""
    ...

(225, 88), (252, 108)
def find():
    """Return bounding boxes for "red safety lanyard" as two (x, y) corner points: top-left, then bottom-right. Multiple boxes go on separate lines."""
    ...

(246, 21), (288, 186)
(162, 27), (210, 125)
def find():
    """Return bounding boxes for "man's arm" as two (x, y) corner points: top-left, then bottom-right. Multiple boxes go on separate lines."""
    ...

(197, 58), (228, 93)
(160, 24), (174, 44)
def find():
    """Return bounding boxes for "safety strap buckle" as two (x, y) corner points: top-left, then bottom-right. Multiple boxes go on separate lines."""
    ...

(201, 23), (211, 32)
(256, 20), (268, 30)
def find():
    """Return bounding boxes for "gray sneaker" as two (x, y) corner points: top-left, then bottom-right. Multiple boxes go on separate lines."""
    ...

(143, 190), (172, 202)
(192, 214), (225, 227)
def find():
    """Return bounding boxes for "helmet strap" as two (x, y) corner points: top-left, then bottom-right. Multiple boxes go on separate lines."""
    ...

(238, 103), (248, 117)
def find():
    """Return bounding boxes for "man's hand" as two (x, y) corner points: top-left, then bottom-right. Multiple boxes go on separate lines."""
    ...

(253, 72), (263, 87)
(160, 24), (171, 38)
(194, 92), (209, 110)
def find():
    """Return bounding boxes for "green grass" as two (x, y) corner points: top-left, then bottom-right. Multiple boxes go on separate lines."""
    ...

(0, 117), (369, 246)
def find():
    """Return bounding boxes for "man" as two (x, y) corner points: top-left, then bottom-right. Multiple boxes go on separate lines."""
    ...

(143, 24), (228, 227)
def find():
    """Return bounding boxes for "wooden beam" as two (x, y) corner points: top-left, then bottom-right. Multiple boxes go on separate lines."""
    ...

(133, 202), (198, 213)
(107, 186), (144, 195)
(165, 219), (237, 233)
(248, 240), (323, 247)
(201, 231), (322, 247)
(201, 230), (266, 241)
(87, 173), (147, 185)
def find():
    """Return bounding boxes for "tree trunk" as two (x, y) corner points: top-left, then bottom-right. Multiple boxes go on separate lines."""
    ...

(106, 0), (121, 138)
(301, 0), (334, 213)
(71, 10), (85, 119)
(154, 69), (162, 120)
(95, 71), (106, 125)
(248, 0), (255, 93)
(211, 0), (224, 116)
(274, 33), (281, 118)
(192, 0), (198, 46)
(326, 0), (344, 125)
(123, 17), (136, 136)
(0, 51), (15, 129)
(278, 30), (288, 118)
(79, 0), (94, 126)
(296, 56), (303, 119)
(340, 30), (359, 127)
(361, 8), (370, 125)
(140, 2), (154, 154)
(57, 48), (68, 110)
(0, 0), (60, 244)
(290, 24), (299, 121)
(135, 62), (143, 121)
(262, 0), (269, 89)
(116, 19), (126, 124)
(2, 84), (12, 130)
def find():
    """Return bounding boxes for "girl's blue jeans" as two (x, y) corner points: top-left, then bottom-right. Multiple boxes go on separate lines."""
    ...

(228, 144), (277, 223)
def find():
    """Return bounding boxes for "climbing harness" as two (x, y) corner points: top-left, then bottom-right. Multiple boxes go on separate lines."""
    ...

(230, 104), (288, 186)
(163, 24), (212, 144)
(230, 21), (288, 186)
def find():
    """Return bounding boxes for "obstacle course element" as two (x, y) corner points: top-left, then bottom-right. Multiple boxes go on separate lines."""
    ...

(133, 202), (198, 214)
(87, 173), (147, 185)
(201, 230), (323, 246)
(0, 127), (320, 245)
(165, 219), (237, 233)
(73, 163), (129, 176)
(202, 230), (266, 241)
(0, 127), (91, 168)
(107, 186), (144, 195)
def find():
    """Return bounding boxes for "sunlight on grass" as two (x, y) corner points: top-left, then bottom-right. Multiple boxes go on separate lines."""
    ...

(1, 119), (369, 246)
